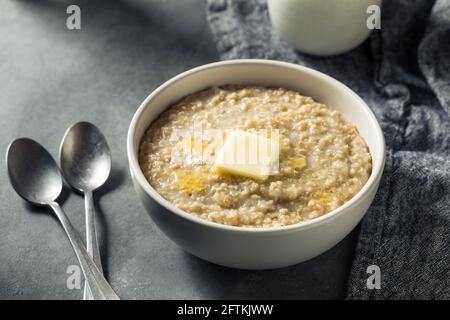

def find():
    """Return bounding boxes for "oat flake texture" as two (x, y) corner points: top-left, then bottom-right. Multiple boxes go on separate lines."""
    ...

(206, 0), (450, 299)
(139, 86), (372, 227)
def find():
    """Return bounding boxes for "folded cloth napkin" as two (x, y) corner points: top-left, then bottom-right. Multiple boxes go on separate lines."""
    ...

(206, 0), (450, 299)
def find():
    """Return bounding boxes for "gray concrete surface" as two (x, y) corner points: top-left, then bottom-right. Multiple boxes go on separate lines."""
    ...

(0, 0), (356, 299)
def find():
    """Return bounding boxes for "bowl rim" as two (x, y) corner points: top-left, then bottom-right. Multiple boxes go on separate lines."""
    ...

(127, 59), (386, 234)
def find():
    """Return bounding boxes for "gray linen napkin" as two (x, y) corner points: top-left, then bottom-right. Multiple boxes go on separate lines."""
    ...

(206, 0), (450, 299)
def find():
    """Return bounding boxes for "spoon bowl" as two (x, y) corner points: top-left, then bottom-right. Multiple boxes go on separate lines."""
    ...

(6, 138), (62, 205)
(60, 122), (111, 193)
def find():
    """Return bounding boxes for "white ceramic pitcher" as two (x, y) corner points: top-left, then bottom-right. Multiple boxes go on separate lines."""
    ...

(268, 0), (383, 56)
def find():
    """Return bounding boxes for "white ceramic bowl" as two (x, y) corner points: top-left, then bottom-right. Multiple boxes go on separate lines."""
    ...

(127, 59), (385, 270)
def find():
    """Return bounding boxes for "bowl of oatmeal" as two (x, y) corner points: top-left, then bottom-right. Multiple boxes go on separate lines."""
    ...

(127, 59), (385, 269)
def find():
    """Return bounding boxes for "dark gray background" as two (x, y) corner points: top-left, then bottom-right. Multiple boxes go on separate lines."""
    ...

(0, 0), (356, 299)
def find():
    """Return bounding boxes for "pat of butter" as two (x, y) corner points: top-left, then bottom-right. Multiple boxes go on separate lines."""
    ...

(214, 130), (279, 180)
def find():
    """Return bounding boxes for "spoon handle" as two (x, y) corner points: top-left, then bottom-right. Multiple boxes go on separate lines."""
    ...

(83, 191), (103, 300)
(49, 202), (120, 300)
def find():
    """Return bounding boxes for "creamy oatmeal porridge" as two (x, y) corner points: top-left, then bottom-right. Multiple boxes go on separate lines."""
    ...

(139, 86), (372, 228)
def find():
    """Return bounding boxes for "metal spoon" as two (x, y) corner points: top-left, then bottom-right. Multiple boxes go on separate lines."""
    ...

(59, 122), (111, 300)
(6, 138), (119, 300)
